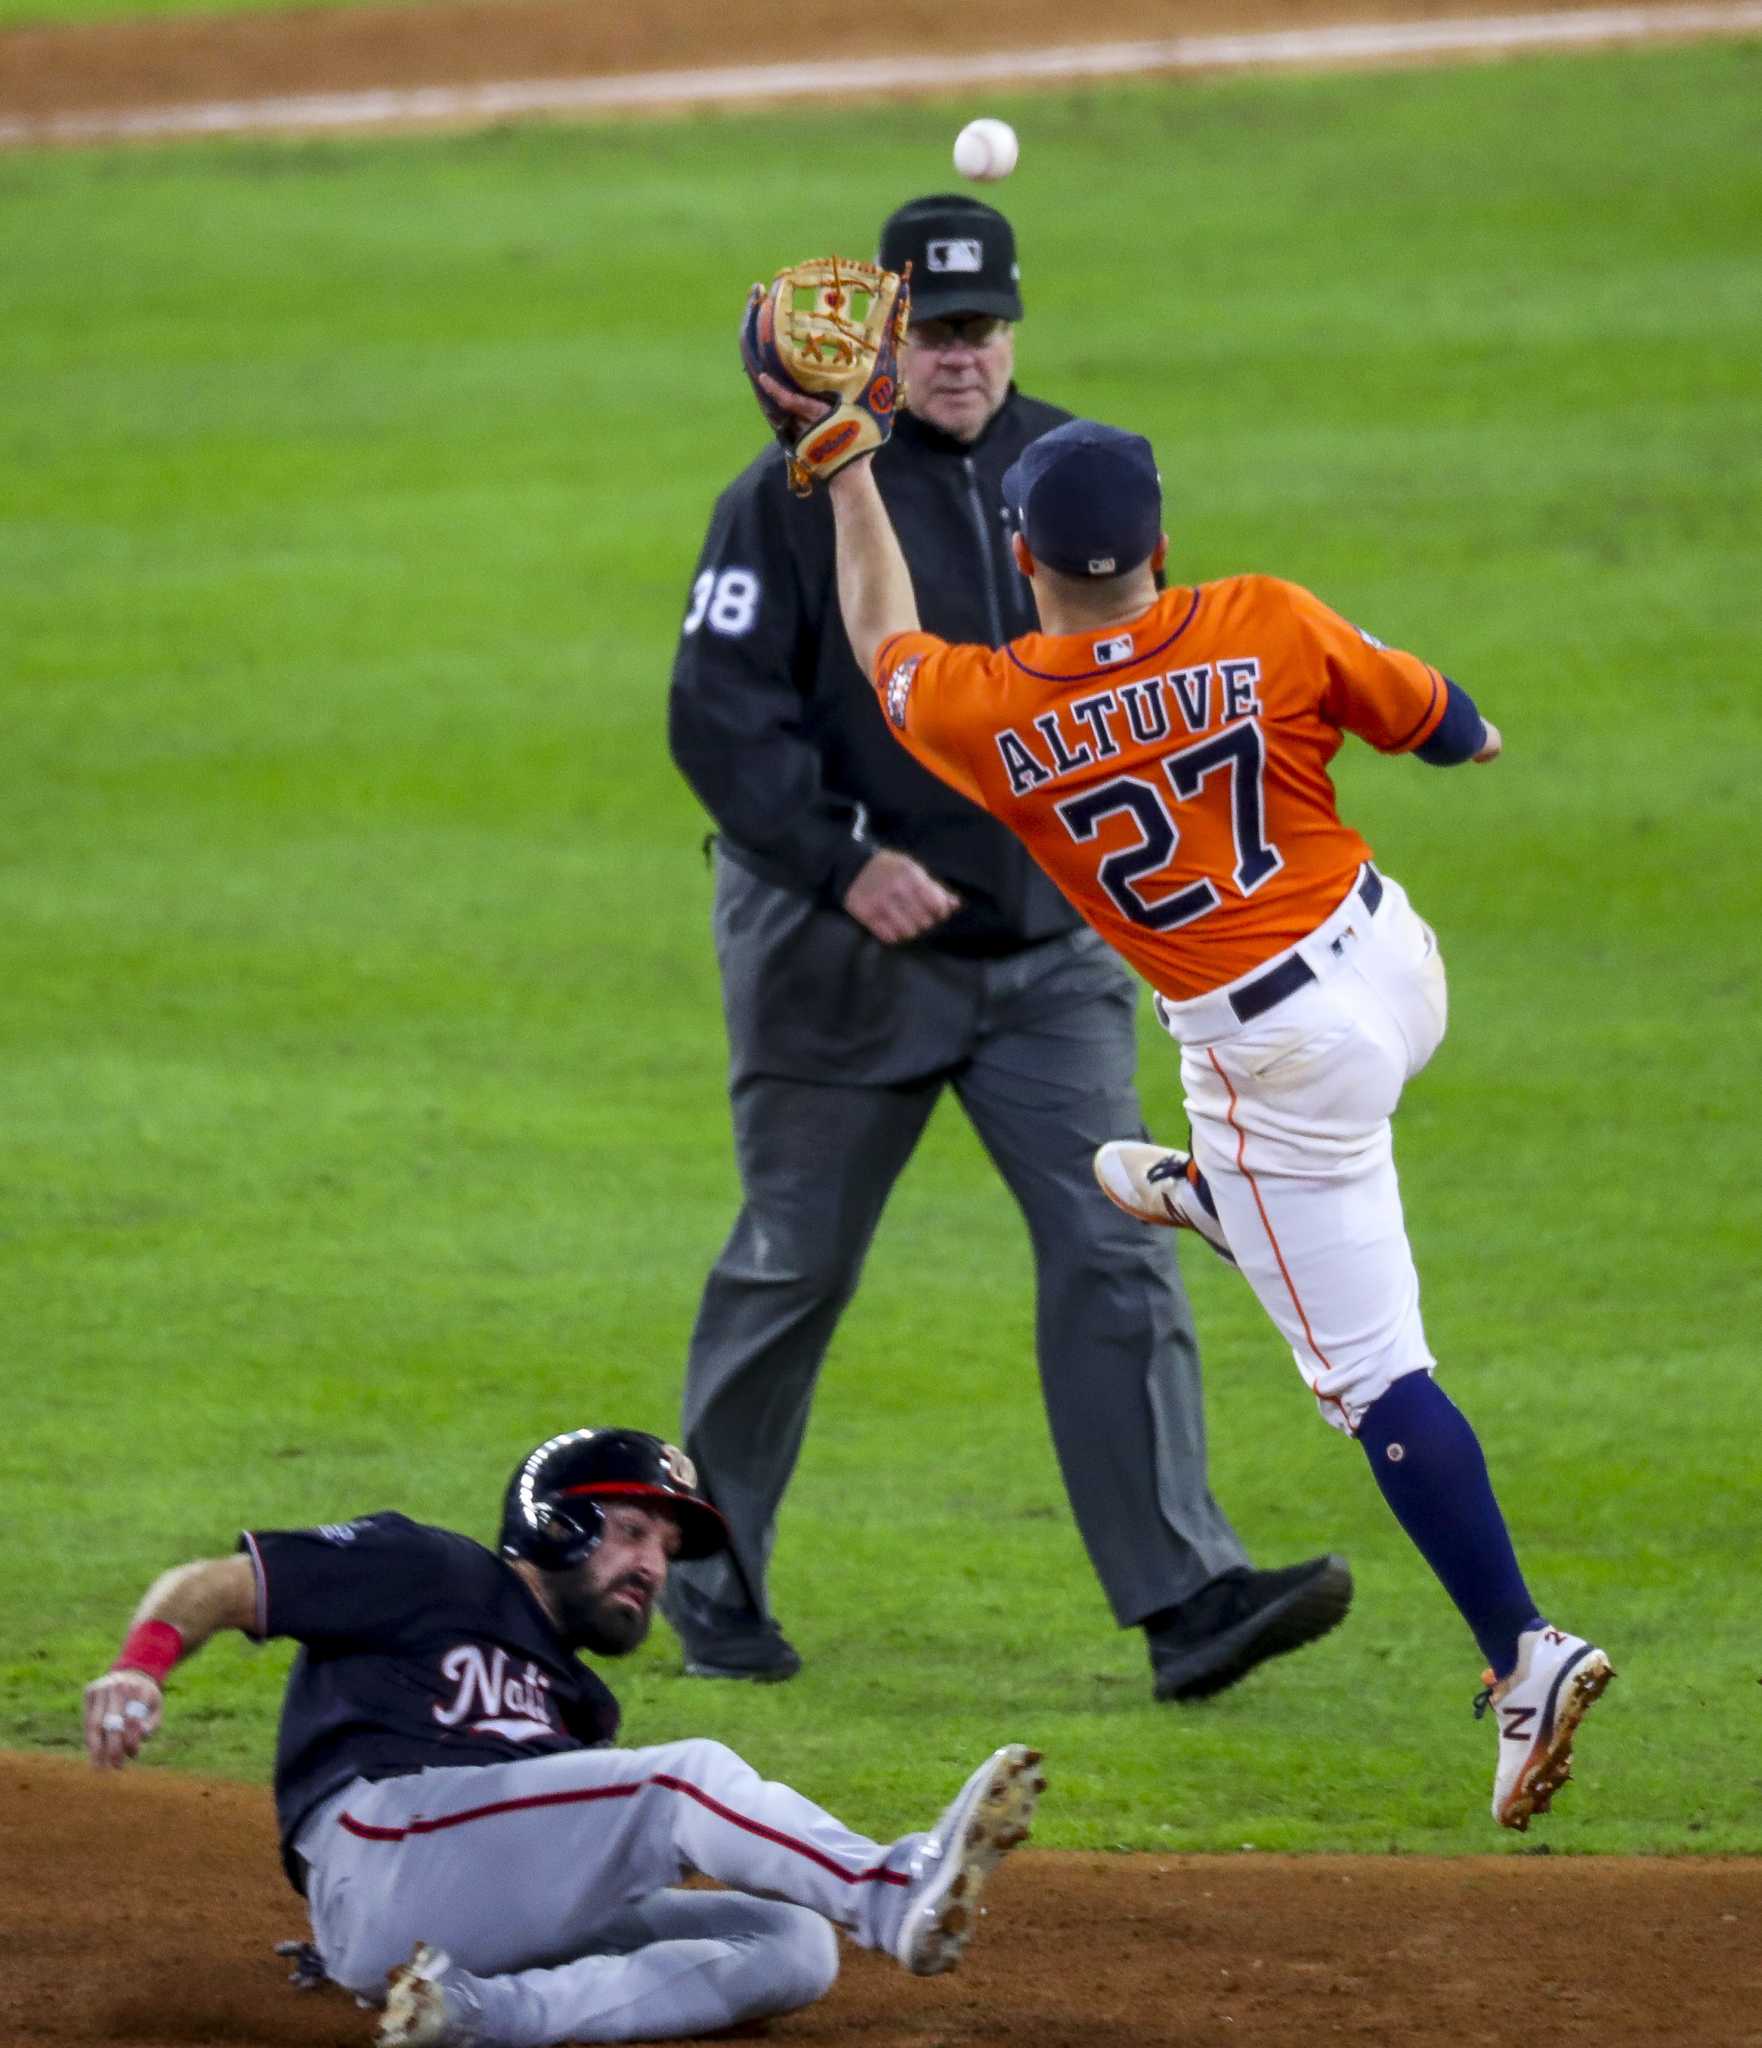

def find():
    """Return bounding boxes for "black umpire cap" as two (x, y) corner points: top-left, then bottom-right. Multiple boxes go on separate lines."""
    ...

(877, 194), (1024, 323)
(1003, 421), (1164, 579)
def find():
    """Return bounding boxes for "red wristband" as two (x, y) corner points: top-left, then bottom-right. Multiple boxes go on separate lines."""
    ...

(113, 1620), (185, 1685)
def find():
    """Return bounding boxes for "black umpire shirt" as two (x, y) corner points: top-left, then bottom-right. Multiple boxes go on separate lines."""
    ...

(668, 391), (1083, 958)
(239, 1514), (621, 1889)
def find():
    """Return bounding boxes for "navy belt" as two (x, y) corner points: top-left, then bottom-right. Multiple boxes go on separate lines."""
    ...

(1228, 866), (1384, 1025)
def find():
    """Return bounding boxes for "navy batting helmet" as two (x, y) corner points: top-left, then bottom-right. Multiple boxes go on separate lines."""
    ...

(499, 1429), (728, 1570)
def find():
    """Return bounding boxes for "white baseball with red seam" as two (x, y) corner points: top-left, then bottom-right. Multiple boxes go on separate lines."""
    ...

(953, 119), (1019, 182)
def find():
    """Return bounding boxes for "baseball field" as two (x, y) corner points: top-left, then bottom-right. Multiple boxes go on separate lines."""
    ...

(3, 1), (1760, 2041)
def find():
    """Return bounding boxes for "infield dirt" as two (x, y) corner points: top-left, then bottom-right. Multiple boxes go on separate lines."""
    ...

(4, 1748), (1757, 2046)
(0, 0), (1747, 127)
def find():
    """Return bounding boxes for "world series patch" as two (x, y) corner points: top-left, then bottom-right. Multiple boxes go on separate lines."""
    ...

(885, 655), (921, 729)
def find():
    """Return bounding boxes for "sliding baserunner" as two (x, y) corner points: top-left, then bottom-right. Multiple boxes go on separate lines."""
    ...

(83, 1425), (1042, 2044)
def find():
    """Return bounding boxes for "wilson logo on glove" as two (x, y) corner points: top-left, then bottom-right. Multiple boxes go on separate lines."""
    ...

(803, 422), (861, 468)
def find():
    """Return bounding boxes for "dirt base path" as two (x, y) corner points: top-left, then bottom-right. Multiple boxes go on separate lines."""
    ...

(4, 1749), (1757, 2047)
(3, 0), (1749, 129)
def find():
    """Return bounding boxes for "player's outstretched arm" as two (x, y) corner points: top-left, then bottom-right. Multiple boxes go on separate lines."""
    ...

(1473, 720), (1503, 763)
(83, 1554), (257, 1770)
(825, 457), (921, 682)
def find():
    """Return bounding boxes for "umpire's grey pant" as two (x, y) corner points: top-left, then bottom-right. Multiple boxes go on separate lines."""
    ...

(674, 851), (1248, 1630)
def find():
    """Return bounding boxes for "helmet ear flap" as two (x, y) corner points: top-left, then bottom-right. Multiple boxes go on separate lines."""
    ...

(525, 1494), (604, 1572)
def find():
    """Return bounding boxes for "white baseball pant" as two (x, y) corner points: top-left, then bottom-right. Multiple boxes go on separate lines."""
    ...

(1157, 867), (1449, 1435)
(297, 1738), (920, 2043)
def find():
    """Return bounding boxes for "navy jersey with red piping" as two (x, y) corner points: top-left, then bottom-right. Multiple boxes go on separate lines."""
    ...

(238, 1513), (620, 1889)
(872, 575), (1451, 1000)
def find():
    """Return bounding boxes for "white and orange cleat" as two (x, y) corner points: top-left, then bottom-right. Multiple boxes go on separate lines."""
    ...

(1093, 1142), (1236, 1265)
(1476, 1625), (1614, 1831)
(891, 1745), (1045, 1975)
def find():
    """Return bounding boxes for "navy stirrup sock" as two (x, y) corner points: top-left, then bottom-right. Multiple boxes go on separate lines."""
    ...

(1357, 1373), (1542, 1679)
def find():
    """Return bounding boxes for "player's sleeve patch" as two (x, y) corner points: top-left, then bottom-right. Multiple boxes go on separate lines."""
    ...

(884, 654), (922, 730)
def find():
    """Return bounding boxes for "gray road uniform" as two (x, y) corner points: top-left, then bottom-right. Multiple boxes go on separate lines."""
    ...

(665, 394), (1252, 1652)
(254, 1512), (943, 2043)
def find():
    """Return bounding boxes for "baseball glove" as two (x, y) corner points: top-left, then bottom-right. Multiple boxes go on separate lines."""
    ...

(740, 256), (910, 496)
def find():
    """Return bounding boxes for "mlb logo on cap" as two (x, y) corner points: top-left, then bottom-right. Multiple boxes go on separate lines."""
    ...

(927, 238), (984, 274)
(877, 195), (1024, 320)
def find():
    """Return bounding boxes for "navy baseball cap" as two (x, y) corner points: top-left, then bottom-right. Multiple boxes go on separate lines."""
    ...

(877, 194), (1023, 323)
(1001, 421), (1163, 579)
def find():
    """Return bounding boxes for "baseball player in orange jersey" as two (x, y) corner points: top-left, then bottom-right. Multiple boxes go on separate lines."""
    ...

(799, 409), (1612, 1831)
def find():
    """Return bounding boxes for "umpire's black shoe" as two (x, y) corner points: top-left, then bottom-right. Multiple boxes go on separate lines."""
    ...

(1147, 1555), (1353, 1702)
(662, 1580), (803, 1683)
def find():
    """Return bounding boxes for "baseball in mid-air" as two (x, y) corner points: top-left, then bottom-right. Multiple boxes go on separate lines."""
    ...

(953, 118), (1019, 182)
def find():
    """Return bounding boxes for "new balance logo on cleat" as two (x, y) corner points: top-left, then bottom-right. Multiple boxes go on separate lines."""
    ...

(1475, 1626), (1614, 1831)
(1092, 1142), (1237, 1265)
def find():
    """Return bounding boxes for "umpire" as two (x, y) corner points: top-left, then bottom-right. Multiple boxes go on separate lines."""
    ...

(665, 193), (1351, 1700)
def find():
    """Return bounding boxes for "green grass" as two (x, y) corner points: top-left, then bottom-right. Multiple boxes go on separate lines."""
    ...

(4, 42), (1761, 1855)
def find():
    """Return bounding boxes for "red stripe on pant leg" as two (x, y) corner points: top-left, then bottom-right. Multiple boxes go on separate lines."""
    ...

(340, 1781), (644, 1841)
(340, 1775), (909, 1889)
(652, 1774), (909, 1888)
(1205, 1046), (1351, 1427)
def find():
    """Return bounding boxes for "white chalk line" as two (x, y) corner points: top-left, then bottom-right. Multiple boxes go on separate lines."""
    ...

(3, 3), (1760, 147)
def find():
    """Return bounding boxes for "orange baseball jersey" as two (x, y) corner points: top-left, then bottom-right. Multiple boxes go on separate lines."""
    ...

(872, 576), (1450, 1001)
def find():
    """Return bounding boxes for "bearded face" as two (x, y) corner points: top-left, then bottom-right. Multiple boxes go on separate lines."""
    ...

(548, 1559), (656, 1655)
(539, 1501), (681, 1655)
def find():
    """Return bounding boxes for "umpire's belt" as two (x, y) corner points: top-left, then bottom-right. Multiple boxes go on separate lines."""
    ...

(1153, 864), (1384, 1047)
